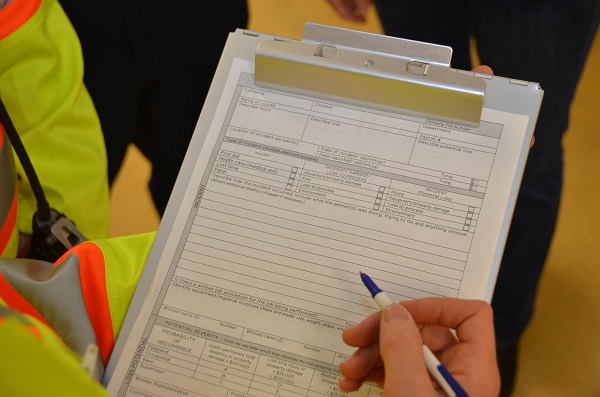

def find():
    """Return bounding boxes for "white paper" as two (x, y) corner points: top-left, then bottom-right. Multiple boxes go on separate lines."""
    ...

(106, 59), (529, 397)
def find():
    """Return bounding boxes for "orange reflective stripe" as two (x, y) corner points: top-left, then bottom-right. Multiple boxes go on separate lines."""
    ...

(56, 243), (114, 365)
(0, 273), (50, 328)
(0, 0), (42, 40)
(0, 187), (18, 256)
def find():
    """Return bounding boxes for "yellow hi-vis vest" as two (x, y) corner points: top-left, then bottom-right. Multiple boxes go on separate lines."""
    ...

(0, 2), (156, 395)
(0, 232), (155, 396)
(0, 0), (110, 249)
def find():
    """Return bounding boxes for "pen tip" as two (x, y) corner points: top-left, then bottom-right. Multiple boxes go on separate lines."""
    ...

(359, 271), (363, 274)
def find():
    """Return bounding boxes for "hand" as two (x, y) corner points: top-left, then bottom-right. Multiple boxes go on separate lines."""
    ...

(339, 298), (500, 396)
(471, 64), (493, 76)
(325, 0), (372, 22)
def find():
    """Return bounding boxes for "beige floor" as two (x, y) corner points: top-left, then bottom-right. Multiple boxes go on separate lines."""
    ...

(110, 1), (600, 395)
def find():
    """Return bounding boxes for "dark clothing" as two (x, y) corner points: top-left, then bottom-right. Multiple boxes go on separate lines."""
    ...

(374, 0), (600, 346)
(59, 1), (249, 215)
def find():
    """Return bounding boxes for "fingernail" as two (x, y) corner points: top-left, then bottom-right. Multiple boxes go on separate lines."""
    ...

(383, 304), (409, 323)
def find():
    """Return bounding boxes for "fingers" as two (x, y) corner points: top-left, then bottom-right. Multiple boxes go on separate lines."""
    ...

(342, 310), (381, 347)
(338, 343), (384, 392)
(354, 0), (371, 20)
(339, 366), (385, 392)
(340, 298), (499, 395)
(401, 298), (494, 347)
(326, 0), (371, 22)
(472, 65), (494, 75)
(378, 304), (435, 395)
(339, 312), (382, 392)
(418, 324), (458, 353)
(344, 298), (493, 349)
(339, 343), (381, 379)
(402, 298), (500, 393)
(340, 304), (435, 395)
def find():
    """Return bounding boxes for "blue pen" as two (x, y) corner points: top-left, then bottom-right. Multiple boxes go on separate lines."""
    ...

(359, 271), (469, 397)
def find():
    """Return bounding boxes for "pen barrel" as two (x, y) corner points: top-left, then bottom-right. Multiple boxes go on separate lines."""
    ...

(422, 345), (458, 397)
(373, 292), (393, 310)
(360, 272), (467, 397)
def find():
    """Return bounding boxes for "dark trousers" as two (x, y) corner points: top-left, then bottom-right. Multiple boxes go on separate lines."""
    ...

(59, 0), (249, 215)
(374, 0), (600, 346)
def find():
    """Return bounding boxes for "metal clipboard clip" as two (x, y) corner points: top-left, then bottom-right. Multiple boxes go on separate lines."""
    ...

(255, 23), (486, 127)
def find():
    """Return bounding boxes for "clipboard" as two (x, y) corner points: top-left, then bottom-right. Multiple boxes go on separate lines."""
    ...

(104, 24), (543, 396)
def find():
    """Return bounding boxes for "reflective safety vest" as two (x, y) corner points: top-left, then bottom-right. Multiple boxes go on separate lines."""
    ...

(0, 0), (110, 247)
(1, 0), (152, 394)
(0, 128), (19, 258)
(0, 232), (156, 395)
(0, 306), (110, 396)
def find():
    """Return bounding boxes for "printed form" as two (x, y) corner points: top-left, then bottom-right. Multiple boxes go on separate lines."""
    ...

(107, 60), (530, 397)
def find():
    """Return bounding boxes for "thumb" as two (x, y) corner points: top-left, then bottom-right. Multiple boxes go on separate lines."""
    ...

(379, 304), (435, 396)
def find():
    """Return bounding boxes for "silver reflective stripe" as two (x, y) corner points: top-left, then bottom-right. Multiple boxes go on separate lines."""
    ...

(0, 132), (17, 225)
(0, 0), (14, 10)
(0, 255), (104, 379)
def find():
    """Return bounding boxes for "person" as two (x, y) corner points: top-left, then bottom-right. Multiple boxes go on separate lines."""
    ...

(0, 0), (110, 259)
(339, 298), (500, 396)
(57, 0), (249, 216)
(0, 2), (141, 394)
(0, 232), (155, 395)
(326, 1), (600, 394)
(0, 2), (500, 392)
(1, 241), (500, 396)
(2, 236), (501, 397)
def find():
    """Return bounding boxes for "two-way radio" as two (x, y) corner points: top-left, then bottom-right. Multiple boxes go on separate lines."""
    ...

(0, 96), (86, 262)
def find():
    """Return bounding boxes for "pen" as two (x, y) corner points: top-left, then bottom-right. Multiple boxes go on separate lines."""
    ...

(359, 271), (469, 397)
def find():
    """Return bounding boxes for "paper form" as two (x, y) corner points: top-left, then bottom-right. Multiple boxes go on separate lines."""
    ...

(106, 59), (530, 397)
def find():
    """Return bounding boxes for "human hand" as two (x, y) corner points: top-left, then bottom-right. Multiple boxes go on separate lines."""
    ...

(339, 298), (500, 396)
(325, 0), (372, 22)
(471, 65), (493, 76)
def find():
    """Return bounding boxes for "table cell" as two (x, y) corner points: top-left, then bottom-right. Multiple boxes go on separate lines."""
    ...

(201, 359), (255, 379)
(306, 388), (374, 397)
(253, 355), (314, 389)
(148, 324), (207, 358)
(193, 371), (251, 394)
(364, 384), (384, 397)
(196, 364), (253, 384)
(308, 370), (349, 396)
(332, 352), (350, 366)
(139, 353), (195, 377)
(201, 341), (260, 372)
(249, 382), (306, 397)
(144, 343), (198, 367)
(133, 366), (228, 397)
(243, 330), (336, 364)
